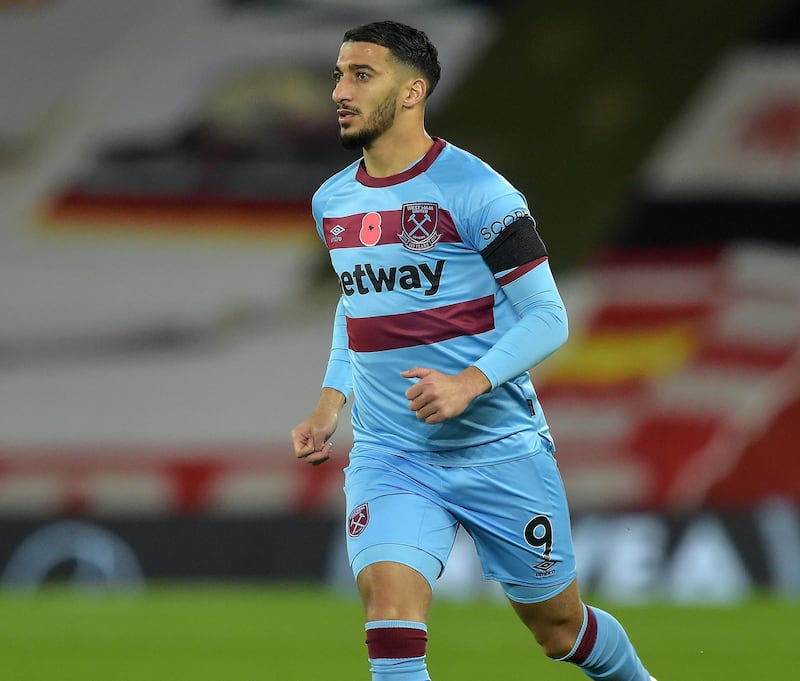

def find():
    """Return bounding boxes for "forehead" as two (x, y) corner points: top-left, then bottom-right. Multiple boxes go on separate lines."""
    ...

(336, 41), (394, 70)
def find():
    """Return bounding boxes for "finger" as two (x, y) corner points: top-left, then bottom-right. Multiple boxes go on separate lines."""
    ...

(401, 367), (430, 380)
(298, 441), (329, 462)
(307, 442), (333, 465)
(405, 383), (424, 400)
(307, 451), (330, 465)
(414, 403), (438, 421)
(292, 433), (315, 458)
(407, 392), (431, 411)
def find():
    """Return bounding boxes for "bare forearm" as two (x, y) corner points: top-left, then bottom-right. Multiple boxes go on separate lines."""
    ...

(316, 386), (347, 416)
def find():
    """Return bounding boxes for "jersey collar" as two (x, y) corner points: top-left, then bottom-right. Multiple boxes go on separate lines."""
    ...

(355, 137), (446, 187)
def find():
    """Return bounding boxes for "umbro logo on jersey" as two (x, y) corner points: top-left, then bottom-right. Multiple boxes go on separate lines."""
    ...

(339, 260), (444, 297)
(329, 224), (345, 243)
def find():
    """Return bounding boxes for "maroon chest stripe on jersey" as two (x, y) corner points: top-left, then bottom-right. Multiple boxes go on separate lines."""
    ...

(346, 295), (495, 352)
(323, 209), (459, 250)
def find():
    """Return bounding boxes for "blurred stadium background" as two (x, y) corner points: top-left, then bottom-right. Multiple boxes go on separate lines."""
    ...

(0, 0), (799, 677)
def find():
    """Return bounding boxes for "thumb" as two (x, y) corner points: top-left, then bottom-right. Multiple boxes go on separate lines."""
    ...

(312, 428), (329, 451)
(401, 367), (431, 380)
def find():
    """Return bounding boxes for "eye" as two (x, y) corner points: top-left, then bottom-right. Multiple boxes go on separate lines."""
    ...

(332, 71), (342, 83)
(356, 71), (369, 81)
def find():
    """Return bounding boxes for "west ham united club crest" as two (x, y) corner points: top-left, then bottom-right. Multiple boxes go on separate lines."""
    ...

(348, 503), (370, 537)
(399, 202), (441, 252)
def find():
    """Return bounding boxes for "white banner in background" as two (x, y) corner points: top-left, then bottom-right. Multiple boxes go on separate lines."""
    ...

(644, 48), (800, 198)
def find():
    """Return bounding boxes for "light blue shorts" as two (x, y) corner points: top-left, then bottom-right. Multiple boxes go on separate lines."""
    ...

(343, 443), (577, 603)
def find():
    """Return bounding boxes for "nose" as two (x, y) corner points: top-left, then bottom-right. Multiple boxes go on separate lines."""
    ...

(333, 78), (349, 106)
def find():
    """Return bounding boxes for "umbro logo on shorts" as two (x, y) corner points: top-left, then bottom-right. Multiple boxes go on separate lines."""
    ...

(533, 559), (557, 572)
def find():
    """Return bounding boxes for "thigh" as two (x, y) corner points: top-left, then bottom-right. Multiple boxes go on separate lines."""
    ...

(451, 451), (577, 596)
(344, 451), (459, 589)
(357, 560), (434, 622)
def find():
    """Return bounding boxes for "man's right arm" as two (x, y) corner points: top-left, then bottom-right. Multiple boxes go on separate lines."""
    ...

(291, 386), (346, 466)
(321, 297), (353, 398)
(291, 299), (351, 465)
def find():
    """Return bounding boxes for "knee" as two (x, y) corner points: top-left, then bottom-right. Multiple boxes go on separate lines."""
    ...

(511, 595), (584, 659)
(364, 591), (421, 622)
(510, 585), (584, 659)
(536, 623), (580, 660)
(358, 561), (432, 622)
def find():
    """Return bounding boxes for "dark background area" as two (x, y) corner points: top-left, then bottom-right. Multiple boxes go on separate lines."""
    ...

(434, 0), (797, 268)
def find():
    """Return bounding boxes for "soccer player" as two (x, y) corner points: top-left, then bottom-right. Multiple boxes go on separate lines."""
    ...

(291, 20), (657, 681)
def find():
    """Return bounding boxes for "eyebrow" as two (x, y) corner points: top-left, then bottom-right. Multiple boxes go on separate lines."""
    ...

(334, 63), (378, 73)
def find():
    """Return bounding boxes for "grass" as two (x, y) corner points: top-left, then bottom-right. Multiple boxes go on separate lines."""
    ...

(0, 584), (795, 680)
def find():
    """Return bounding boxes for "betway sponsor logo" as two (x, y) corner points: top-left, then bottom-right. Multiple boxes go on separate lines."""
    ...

(340, 260), (444, 297)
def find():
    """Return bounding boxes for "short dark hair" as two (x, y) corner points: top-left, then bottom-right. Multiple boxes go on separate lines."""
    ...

(343, 20), (441, 97)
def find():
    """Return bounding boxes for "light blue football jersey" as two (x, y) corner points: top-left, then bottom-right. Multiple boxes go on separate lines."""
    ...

(313, 138), (558, 465)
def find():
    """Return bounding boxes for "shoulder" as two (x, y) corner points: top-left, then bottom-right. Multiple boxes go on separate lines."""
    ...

(430, 141), (529, 247)
(428, 141), (523, 218)
(312, 158), (363, 214)
(432, 141), (517, 192)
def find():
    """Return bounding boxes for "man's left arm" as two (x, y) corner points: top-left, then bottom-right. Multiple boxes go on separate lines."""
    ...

(472, 214), (568, 388)
(403, 214), (567, 424)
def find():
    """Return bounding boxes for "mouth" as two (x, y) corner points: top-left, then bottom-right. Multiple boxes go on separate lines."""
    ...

(337, 108), (357, 125)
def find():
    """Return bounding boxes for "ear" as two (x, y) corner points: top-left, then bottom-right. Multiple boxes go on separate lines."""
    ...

(402, 77), (428, 109)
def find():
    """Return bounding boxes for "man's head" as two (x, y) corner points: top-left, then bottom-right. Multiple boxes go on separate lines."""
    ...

(333, 21), (441, 150)
(342, 21), (441, 98)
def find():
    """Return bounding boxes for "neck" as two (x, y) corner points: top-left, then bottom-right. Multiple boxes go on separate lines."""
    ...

(362, 127), (434, 178)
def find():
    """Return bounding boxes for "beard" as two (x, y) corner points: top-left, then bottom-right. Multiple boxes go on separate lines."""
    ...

(339, 93), (397, 150)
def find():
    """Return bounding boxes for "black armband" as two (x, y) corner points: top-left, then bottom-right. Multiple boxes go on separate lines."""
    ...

(480, 215), (548, 275)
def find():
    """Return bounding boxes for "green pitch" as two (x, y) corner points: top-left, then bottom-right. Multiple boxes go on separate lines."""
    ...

(0, 584), (794, 680)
